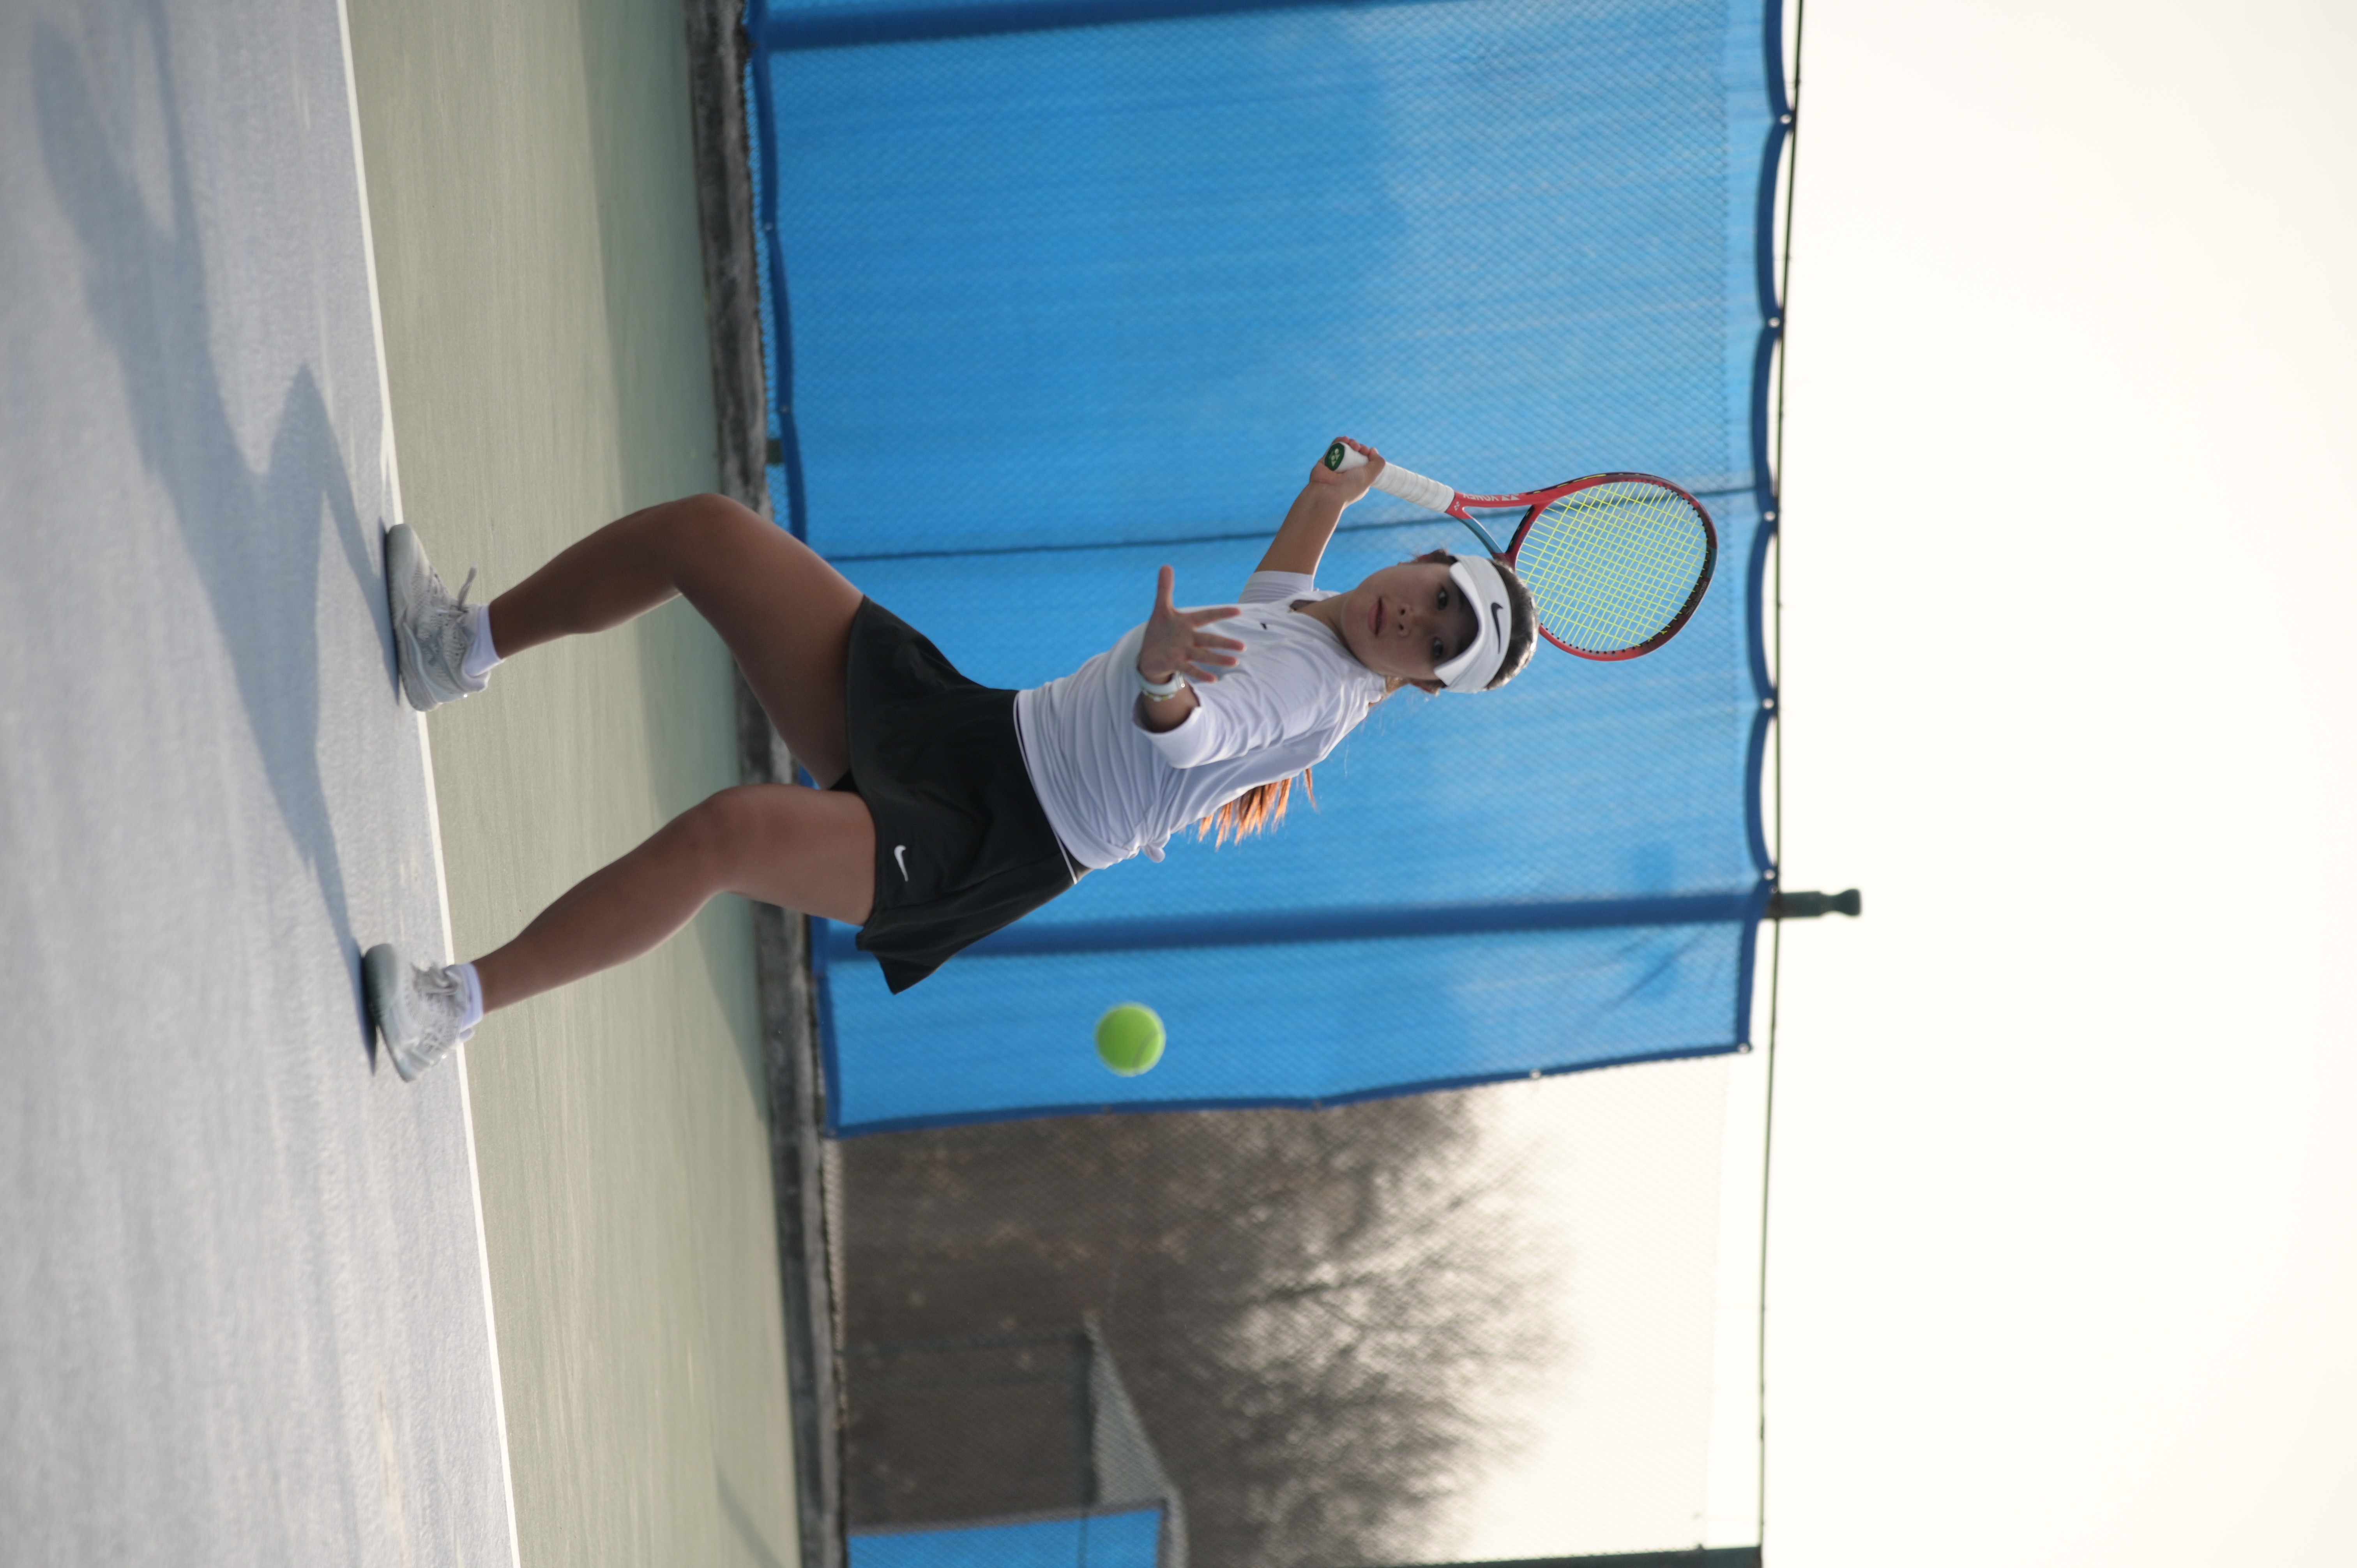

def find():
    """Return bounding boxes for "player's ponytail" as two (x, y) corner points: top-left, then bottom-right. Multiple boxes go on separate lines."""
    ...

(1196, 770), (1315, 847)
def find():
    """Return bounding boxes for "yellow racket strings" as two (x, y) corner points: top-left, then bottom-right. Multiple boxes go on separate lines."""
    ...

(1517, 484), (1710, 652)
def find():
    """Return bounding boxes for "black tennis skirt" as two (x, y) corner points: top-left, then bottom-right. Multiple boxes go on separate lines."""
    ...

(830, 599), (1084, 993)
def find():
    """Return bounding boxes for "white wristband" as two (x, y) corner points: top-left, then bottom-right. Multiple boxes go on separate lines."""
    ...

(1136, 666), (1187, 700)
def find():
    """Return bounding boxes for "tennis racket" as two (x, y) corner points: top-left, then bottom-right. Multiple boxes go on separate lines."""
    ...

(1323, 441), (1717, 662)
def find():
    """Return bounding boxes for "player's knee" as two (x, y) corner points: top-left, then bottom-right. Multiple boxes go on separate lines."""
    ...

(666, 492), (764, 554)
(674, 786), (768, 878)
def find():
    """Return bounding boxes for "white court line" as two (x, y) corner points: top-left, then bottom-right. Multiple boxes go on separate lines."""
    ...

(330, 0), (523, 1562)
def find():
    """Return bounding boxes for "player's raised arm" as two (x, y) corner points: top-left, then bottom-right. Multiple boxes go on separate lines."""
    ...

(1133, 565), (1242, 734)
(1253, 437), (1382, 577)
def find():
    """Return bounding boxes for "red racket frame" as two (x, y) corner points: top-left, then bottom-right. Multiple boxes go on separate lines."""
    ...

(1449, 471), (1719, 662)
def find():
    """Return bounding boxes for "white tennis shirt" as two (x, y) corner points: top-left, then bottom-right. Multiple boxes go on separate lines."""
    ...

(1014, 570), (1391, 871)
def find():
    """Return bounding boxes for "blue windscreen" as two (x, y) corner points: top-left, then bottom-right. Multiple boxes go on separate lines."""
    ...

(747, 0), (1786, 1133)
(850, 1508), (1164, 1568)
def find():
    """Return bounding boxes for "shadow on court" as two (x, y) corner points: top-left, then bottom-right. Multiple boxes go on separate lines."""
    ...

(34, 3), (387, 1053)
(0, 0), (512, 1562)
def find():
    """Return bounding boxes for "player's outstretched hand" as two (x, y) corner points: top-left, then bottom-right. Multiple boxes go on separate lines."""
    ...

(1138, 567), (1243, 684)
(1308, 436), (1383, 503)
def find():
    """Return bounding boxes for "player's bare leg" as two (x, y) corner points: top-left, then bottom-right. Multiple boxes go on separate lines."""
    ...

(366, 501), (876, 1073)
(486, 493), (864, 784)
(469, 782), (876, 1015)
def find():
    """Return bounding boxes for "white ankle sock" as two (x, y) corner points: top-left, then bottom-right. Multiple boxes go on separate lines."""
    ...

(449, 961), (485, 1040)
(461, 603), (502, 686)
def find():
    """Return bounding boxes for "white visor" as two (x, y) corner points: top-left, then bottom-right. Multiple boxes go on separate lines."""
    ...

(1434, 555), (1512, 692)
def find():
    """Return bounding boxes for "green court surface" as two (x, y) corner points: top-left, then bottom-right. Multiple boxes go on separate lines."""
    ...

(346, 2), (801, 1564)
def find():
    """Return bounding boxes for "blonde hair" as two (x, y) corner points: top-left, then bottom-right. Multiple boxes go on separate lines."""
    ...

(1196, 770), (1317, 847)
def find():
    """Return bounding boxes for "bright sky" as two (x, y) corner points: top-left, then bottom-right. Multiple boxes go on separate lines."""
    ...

(1769, 1), (2357, 1562)
(1452, 2), (2357, 1562)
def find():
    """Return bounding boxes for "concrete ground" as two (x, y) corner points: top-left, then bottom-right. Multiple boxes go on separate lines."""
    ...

(0, 0), (512, 1562)
(343, 0), (803, 1565)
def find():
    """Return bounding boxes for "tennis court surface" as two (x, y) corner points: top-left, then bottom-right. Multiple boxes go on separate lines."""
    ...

(0, 0), (512, 1561)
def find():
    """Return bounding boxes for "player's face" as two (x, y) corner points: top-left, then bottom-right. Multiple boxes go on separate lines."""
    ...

(1333, 560), (1481, 686)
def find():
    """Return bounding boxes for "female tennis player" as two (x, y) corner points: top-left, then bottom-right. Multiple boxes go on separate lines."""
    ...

(364, 439), (1537, 1080)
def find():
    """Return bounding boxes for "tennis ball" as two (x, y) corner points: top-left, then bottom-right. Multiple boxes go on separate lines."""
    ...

(1094, 1003), (1166, 1077)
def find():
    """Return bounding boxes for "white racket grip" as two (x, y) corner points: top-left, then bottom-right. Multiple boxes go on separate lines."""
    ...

(1323, 441), (1456, 514)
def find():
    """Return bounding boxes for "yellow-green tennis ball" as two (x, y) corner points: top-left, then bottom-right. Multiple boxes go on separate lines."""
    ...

(1094, 1003), (1165, 1077)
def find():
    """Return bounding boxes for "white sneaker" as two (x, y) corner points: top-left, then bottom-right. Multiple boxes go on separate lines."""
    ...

(364, 943), (474, 1082)
(385, 524), (485, 712)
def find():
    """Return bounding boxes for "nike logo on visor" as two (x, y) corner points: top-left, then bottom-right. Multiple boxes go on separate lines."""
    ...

(894, 844), (911, 881)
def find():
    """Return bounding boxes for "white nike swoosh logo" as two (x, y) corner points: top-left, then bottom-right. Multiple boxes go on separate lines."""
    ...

(894, 844), (911, 881)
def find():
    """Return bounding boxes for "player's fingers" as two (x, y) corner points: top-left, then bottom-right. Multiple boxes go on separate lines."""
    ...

(1330, 435), (1383, 476)
(1184, 605), (1241, 626)
(1153, 565), (1177, 615)
(1194, 631), (1246, 650)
